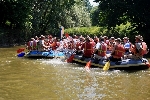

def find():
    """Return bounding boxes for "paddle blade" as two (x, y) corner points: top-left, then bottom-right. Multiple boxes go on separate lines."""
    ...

(17, 52), (25, 57)
(85, 60), (91, 72)
(85, 60), (91, 68)
(146, 60), (150, 67)
(17, 48), (25, 53)
(67, 54), (74, 63)
(103, 61), (110, 71)
(146, 64), (150, 68)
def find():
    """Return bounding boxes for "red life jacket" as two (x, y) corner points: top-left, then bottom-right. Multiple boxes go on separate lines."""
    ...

(98, 43), (107, 57)
(82, 42), (93, 57)
(131, 42), (148, 56)
(51, 42), (57, 50)
(113, 44), (125, 58)
(141, 42), (148, 55)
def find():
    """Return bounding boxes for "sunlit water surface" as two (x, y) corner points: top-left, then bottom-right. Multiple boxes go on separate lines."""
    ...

(0, 46), (150, 100)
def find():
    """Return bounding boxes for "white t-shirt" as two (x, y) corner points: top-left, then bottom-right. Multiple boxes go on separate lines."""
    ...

(95, 42), (100, 49)
(95, 41), (107, 49)
(135, 42), (142, 51)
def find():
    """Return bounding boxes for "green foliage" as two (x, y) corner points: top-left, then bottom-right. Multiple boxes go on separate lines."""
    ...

(65, 22), (135, 38)
(1, 0), (150, 45)
(90, 6), (99, 26)
(0, 0), (32, 29)
(94, 0), (150, 35)
(0, 0), (93, 44)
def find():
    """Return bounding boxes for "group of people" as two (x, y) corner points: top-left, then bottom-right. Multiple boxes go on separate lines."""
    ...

(25, 34), (149, 62)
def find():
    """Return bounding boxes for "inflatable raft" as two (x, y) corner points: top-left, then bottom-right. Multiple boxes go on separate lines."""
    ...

(23, 50), (65, 58)
(67, 54), (150, 70)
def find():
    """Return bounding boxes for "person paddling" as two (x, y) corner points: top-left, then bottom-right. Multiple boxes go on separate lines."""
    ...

(109, 38), (125, 62)
(93, 37), (107, 63)
(131, 35), (149, 59)
(80, 37), (93, 59)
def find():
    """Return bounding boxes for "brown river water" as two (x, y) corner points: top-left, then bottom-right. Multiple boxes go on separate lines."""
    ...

(0, 46), (150, 100)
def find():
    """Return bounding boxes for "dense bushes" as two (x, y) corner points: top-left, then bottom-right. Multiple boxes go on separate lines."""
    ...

(65, 21), (136, 39)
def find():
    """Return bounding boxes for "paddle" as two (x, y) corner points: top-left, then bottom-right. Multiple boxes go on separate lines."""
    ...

(144, 59), (150, 68)
(85, 60), (91, 72)
(17, 48), (25, 53)
(17, 48), (25, 57)
(17, 52), (25, 57)
(66, 54), (74, 63)
(138, 57), (150, 68)
(103, 61), (110, 71)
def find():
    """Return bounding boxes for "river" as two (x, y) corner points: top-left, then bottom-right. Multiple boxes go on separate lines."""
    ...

(0, 46), (150, 100)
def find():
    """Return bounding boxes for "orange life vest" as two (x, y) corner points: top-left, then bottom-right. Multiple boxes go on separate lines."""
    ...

(131, 42), (148, 56)
(141, 42), (148, 55)
(98, 43), (107, 57)
(113, 44), (125, 58)
(51, 42), (57, 50)
(82, 42), (93, 57)
(107, 42), (114, 51)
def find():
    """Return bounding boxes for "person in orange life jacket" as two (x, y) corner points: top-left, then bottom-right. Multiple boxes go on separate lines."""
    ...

(48, 35), (53, 44)
(67, 41), (74, 50)
(108, 37), (115, 51)
(32, 38), (38, 50)
(103, 36), (109, 53)
(109, 38), (125, 62)
(38, 35), (49, 51)
(27, 38), (35, 51)
(94, 37), (107, 61)
(131, 35), (149, 58)
(75, 37), (84, 55)
(91, 38), (96, 47)
(81, 38), (93, 58)
(51, 37), (58, 50)
(104, 36), (109, 45)
(94, 36), (99, 44)
(56, 39), (65, 51)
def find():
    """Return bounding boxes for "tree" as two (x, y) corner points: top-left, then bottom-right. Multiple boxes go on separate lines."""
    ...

(94, 0), (150, 35)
